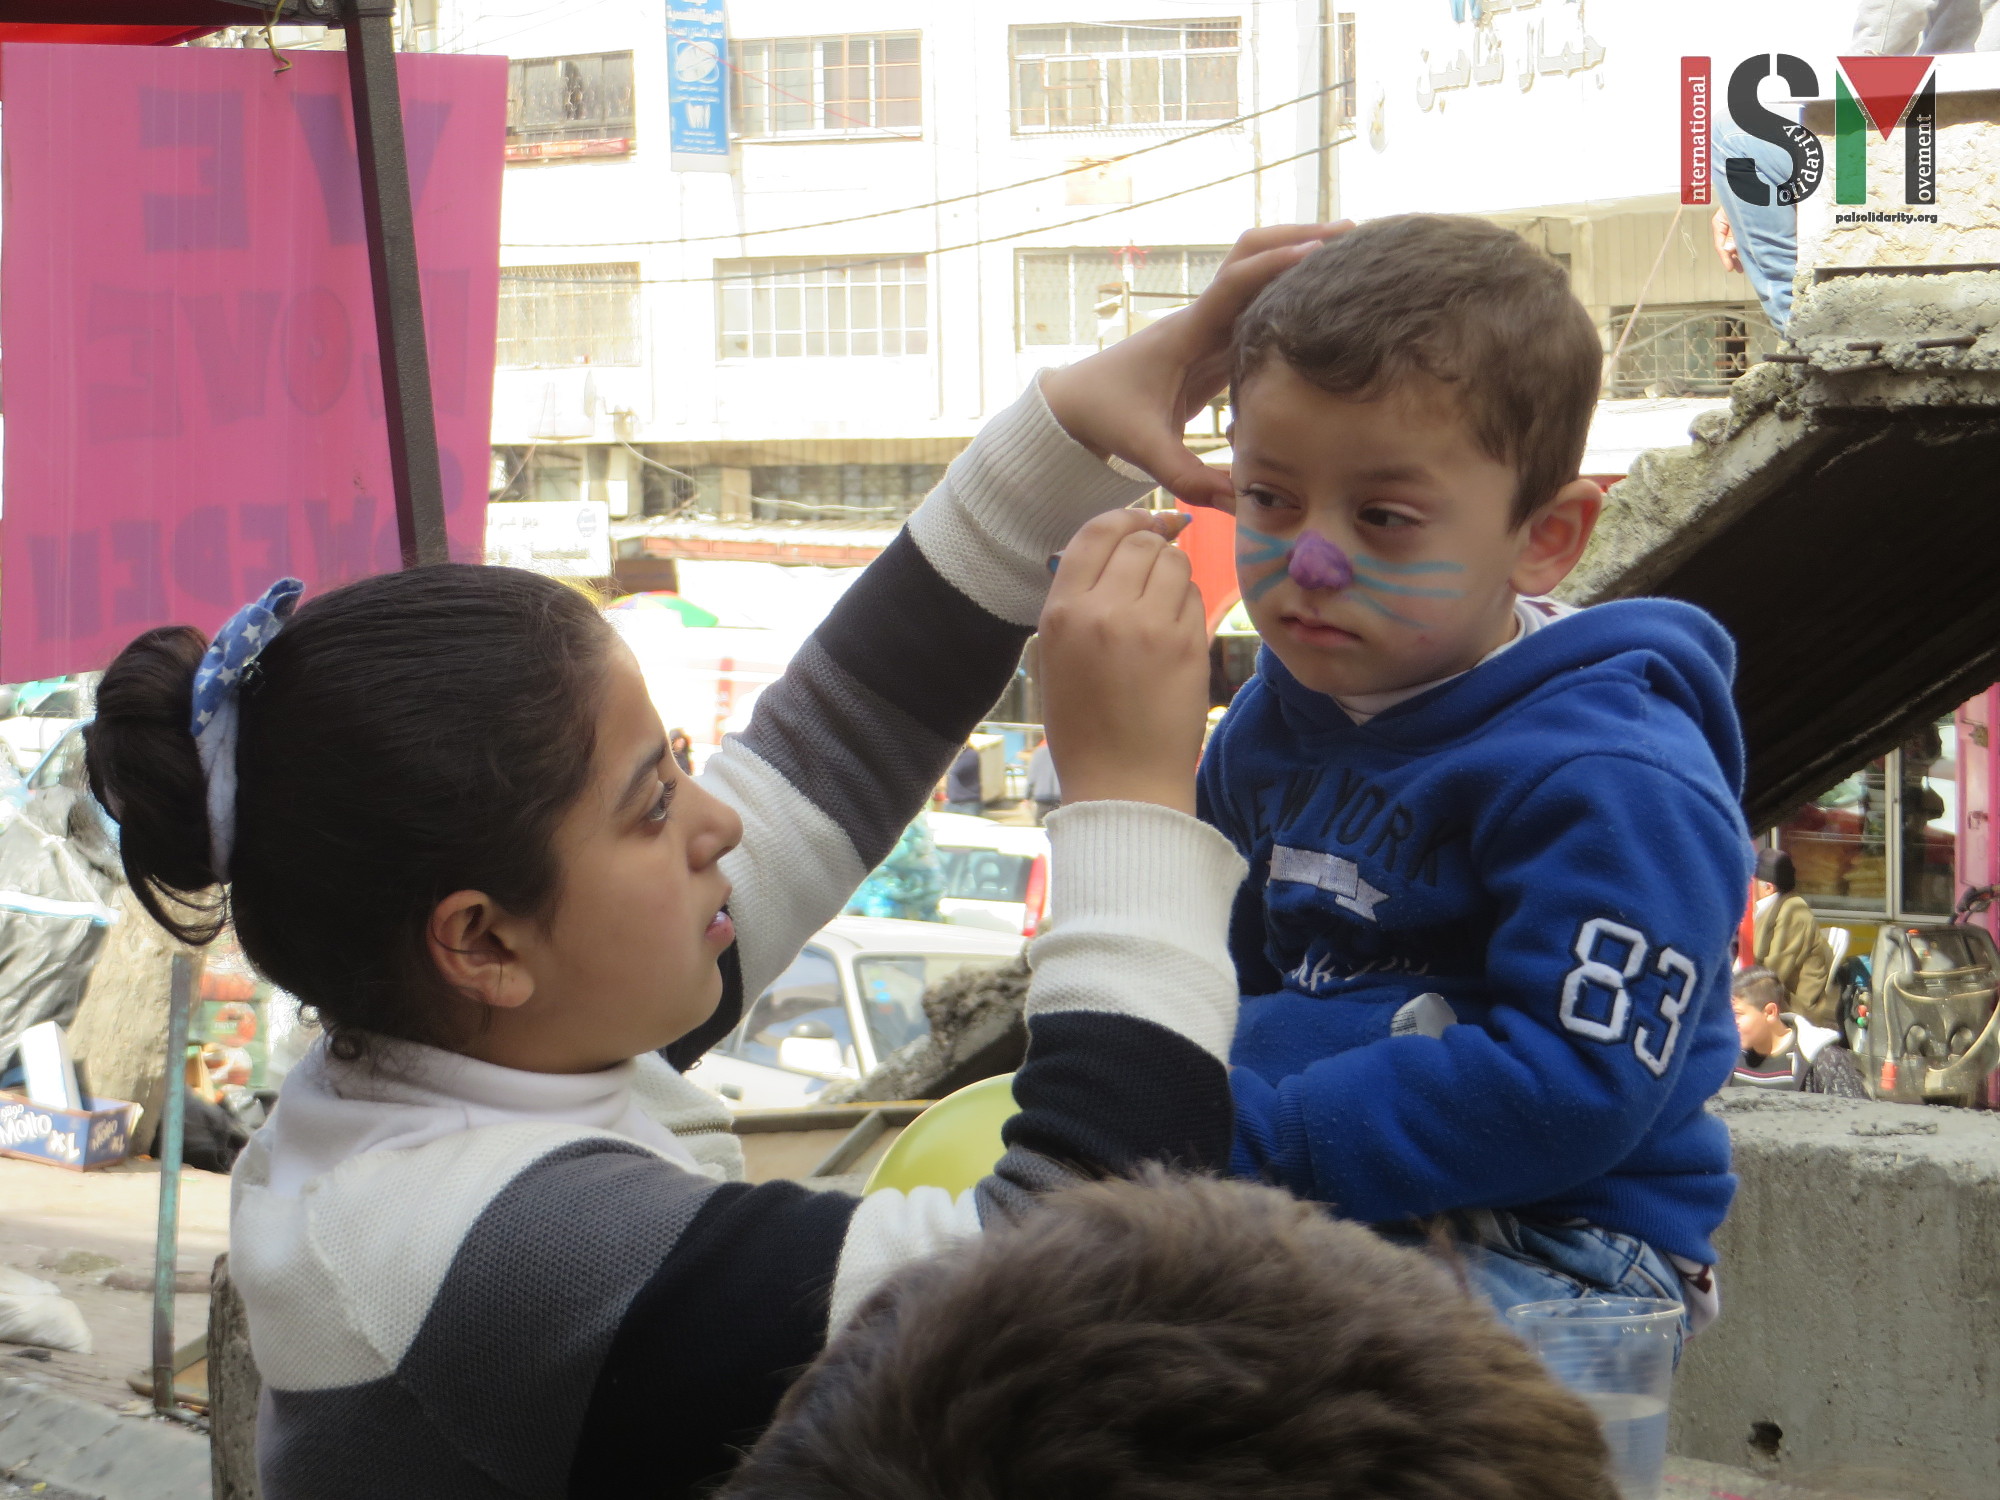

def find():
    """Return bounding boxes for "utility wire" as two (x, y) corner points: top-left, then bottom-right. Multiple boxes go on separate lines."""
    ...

(510, 139), (1341, 289)
(502, 79), (1352, 249)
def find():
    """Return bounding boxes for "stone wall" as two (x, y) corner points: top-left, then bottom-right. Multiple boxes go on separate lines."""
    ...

(1672, 1091), (2000, 1499)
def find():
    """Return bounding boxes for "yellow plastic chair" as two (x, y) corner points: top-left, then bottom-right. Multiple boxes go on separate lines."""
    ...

(862, 1073), (1017, 1197)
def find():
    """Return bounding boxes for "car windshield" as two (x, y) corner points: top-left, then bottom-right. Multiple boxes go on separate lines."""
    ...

(934, 847), (1033, 903)
(725, 947), (858, 1078)
(853, 953), (1012, 1057)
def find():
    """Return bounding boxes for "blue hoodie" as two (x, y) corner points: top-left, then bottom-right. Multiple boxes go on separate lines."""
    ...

(1198, 600), (1751, 1264)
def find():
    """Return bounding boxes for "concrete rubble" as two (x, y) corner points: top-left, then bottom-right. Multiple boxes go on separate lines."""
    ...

(1563, 269), (2000, 608)
(824, 953), (1030, 1104)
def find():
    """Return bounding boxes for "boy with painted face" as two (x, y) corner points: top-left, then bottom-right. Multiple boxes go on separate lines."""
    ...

(1200, 215), (1751, 1328)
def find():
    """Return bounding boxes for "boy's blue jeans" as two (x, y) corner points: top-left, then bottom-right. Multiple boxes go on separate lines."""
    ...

(1376, 1209), (1690, 1360)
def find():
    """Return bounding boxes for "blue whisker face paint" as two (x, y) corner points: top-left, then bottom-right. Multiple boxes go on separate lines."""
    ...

(1236, 527), (1293, 602)
(1235, 526), (1468, 621)
(1352, 553), (1464, 610)
(1350, 591), (1426, 628)
(1351, 554), (1464, 576)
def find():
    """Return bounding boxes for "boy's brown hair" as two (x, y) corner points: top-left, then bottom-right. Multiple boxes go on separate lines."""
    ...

(1234, 213), (1603, 525)
(722, 1171), (1614, 1500)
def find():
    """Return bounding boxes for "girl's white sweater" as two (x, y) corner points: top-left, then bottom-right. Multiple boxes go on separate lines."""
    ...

(231, 379), (1248, 1500)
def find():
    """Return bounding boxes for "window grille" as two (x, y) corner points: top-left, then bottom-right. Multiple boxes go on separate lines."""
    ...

(717, 257), (929, 358)
(1604, 302), (1782, 397)
(1016, 246), (1229, 346)
(498, 264), (642, 367)
(506, 53), (635, 158)
(1011, 19), (1239, 132)
(732, 33), (922, 137)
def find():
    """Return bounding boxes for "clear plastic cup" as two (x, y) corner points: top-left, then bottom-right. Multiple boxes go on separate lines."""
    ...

(1505, 1296), (1682, 1500)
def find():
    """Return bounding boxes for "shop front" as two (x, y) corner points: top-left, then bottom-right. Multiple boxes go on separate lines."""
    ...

(1772, 694), (1994, 976)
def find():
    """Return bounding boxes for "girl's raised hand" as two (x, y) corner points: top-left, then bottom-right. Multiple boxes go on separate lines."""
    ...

(1038, 511), (1209, 816)
(1038, 222), (1349, 512)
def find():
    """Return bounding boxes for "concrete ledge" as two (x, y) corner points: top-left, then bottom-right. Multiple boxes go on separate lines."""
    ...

(1672, 1091), (2000, 1499)
(0, 1379), (209, 1500)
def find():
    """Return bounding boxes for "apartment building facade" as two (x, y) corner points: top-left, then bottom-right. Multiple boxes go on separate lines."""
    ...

(459, 0), (1851, 522)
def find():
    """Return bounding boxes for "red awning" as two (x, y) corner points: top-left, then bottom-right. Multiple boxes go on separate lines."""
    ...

(0, 2), (321, 95)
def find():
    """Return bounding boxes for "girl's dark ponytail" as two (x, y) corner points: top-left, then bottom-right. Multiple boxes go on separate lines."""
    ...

(84, 626), (227, 943)
(85, 566), (613, 1060)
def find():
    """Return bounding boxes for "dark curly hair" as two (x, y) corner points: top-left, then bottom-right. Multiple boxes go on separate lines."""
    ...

(723, 1170), (1615, 1500)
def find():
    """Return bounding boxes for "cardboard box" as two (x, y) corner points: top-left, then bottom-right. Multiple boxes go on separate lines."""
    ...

(0, 1091), (140, 1171)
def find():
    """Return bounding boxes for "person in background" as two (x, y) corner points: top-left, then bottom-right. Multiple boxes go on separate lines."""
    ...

(1852, 0), (2000, 52)
(944, 743), (983, 816)
(1731, 967), (1868, 1097)
(1026, 733), (1061, 826)
(844, 816), (945, 923)
(1710, 128), (1797, 335)
(667, 728), (694, 776)
(1752, 849), (1836, 1027)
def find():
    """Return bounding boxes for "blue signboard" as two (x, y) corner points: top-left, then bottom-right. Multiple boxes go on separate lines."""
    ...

(668, 0), (731, 172)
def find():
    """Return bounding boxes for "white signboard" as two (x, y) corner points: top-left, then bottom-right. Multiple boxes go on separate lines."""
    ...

(486, 501), (612, 578)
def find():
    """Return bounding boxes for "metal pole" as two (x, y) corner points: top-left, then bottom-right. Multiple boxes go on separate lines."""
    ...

(151, 952), (194, 1416)
(343, 0), (449, 568)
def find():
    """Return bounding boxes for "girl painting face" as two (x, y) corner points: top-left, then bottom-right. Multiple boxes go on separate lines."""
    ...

(440, 646), (745, 1074)
(1229, 359), (1599, 701)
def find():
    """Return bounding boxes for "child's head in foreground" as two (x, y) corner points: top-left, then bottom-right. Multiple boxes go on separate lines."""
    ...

(723, 1171), (1614, 1500)
(1229, 213), (1605, 701)
(85, 565), (744, 1075)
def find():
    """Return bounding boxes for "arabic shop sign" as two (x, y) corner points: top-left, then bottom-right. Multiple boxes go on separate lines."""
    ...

(1418, 0), (1604, 112)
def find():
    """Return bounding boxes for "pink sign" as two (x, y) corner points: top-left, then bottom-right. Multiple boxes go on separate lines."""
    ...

(1, 44), (504, 682)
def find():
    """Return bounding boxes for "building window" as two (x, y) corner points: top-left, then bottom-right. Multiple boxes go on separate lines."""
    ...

(1015, 246), (1229, 347)
(747, 463), (949, 522)
(1604, 302), (1783, 397)
(506, 53), (635, 161)
(717, 257), (928, 358)
(498, 264), (642, 367)
(1011, 20), (1239, 132)
(1775, 716), (1958, 919)
(731, 33), (922, 138)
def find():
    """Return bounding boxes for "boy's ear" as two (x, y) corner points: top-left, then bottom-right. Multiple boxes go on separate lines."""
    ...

(1510, 478), (1603, 598)
(429, 890), (537, 1012)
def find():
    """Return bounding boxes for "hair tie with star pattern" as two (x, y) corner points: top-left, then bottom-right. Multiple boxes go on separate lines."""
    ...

(190, 577), (303, 882)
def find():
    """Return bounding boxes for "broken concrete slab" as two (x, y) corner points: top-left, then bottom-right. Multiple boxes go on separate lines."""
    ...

(1561, 268), (2000, 827)
(825, 955), (1029, 1105)
(1672, 1090), (2000, 1499)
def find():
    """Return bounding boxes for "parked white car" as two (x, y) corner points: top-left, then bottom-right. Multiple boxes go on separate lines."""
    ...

(686, 915), (1024, 1110)
(0, 682), (84, 777)
(926, 812), (1052, 937)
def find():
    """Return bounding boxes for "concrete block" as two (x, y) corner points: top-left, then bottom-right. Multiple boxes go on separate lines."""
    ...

(0, 1378), (208, 1500)
(1672, 1091), (2000, 1499)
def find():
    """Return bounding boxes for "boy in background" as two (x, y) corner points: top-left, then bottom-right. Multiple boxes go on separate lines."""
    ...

(1200, 215), (1750, 1328)
(1731, 965), (1867, 1097)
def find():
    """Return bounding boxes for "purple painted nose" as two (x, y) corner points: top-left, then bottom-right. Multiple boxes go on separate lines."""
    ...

(1287, 532), (1354, 592)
